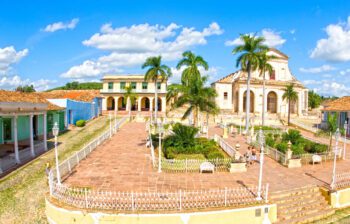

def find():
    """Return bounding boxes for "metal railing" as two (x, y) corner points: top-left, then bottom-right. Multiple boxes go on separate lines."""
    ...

(215, 134), (240, 158)
(333, 172), (350, 190)
(52, 116), (128, 181)
(49, 180), (269, 211)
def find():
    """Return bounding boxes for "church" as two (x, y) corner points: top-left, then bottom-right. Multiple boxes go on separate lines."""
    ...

(212, 49), (309, 119)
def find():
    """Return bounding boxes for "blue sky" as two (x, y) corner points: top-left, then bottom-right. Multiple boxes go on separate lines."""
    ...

(0, 0), (350, 96)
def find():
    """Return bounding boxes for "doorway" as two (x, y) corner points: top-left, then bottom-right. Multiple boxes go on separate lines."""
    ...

(3, 118), (12, 142)
(33, 115), (38, 140)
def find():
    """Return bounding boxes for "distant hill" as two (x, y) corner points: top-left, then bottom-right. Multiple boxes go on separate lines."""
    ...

(47, 82), (102, 91)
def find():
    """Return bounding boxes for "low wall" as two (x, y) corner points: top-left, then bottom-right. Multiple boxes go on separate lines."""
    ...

(46, 199), (277, 224)
(322, 187), (350, 208)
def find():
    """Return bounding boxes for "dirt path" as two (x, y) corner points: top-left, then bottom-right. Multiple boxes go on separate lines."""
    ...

(0, 116), (111, 224)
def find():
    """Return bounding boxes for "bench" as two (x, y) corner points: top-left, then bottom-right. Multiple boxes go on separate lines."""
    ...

(200, 162), (215, 173)
(312, 155), (322, 165)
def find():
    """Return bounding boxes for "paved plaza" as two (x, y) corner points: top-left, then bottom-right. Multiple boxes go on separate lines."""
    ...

(64, 121), (350, 193)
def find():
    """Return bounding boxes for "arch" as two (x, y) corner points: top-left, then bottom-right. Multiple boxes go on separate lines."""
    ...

(130, 98), (137, 111)
(107, 97), (115, 111)
(118, 97), (126, 111)
(243, 91), (255, 113)
(267, 91), (278, 113)
(141, 97), (150, 111)
(152, 97), (162, 111)
(290, 99), (298, 114)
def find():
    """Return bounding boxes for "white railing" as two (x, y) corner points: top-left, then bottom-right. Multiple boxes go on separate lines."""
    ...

(52, 117), (128, 181)
(159, 158), (232, 172)
(215, 134), (240, 158)
(50, 180), (268, 211)
(297, 152), (335, 165)
(333, 172), (350, 190)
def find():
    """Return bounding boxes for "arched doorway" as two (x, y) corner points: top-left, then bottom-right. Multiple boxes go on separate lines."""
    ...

(118, 97), (126, 111)
(107, 97), (115, 111)
(267, 91), (277, 113)
(152, 97), (162, 111)
(243, 91), (255, 113)
(130, 99), (137, 111)
(141, 97), (150, 111)
(290, 100), (298, 114)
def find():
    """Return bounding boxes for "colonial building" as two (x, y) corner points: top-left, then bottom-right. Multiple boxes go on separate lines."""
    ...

(100, 75), (167, 114)
(212, 49), (309, 118)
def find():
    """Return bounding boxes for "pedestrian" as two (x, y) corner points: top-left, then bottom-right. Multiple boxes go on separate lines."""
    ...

(251, 146), (257, 162)
(245, 146), (252, 166)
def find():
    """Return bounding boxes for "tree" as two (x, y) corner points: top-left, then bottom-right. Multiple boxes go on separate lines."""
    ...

(258, 50), (276, 126)
(308, 90), (322, 109)
(16, 85), (36, 92)
(123, 85), (137, 119)
(142, 56), (172, 123)
(282, 83), (298, 125)
(177, 51), (209, 85)
(232, 34), (268, 134)
(327, 112), (338, 151)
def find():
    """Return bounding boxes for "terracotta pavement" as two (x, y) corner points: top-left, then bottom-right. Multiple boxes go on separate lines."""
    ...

(64, 122), (350, 193)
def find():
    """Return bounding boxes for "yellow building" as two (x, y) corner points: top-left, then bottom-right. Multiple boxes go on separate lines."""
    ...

(100, 75), (167, 113)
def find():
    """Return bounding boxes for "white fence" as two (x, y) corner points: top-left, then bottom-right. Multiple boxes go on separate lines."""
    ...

(52, 116), (128, 181)
(50, 180), (268, 211)
(333, 172), (350, 190)
(215, 134), (240, 158)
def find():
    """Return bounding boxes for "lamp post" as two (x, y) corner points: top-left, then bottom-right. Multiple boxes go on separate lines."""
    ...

(331, 128), (341, 190)
(344, 120), (348, 160)
(158, 122), (164, 173)
(52, 122), (61, 184)
(257, 128), (265, 200)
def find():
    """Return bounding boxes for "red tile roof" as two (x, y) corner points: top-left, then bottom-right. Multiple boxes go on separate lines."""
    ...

(322, 96), (350, 112)
(39, 90), (101, 102)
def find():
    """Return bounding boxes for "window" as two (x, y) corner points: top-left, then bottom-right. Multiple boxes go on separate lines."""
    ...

(108, 82), (113, 90)
(131, 82), (136, 89)
(120, 82), (126, 89)
(157, 82), (161, 90)
(3, 118), (12, 141)
(270, 70), (276, 80)
(142, 82), (148, 90)
(224, 92), (228, 100)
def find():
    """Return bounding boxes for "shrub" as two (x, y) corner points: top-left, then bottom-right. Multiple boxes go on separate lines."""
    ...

(207, 151), (225, 160)
(276, 142), (288, 153)
(282, 129), (301, 144)
(265, 136), (275, 148)
(76, 120), (86, 127)
(312, 144), (328, 153)
(291, 144), (305, 155)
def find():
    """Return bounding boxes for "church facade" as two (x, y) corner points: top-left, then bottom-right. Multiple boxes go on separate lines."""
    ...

(212, 49), (309, 117)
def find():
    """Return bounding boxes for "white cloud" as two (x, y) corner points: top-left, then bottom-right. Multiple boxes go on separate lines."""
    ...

(299, 64), (336, 73)
(225, 29), (286, 48)
(0, 46), (28, 74)
(340, 68), (350, 75)
(0, 75), (56, 91)
(290, 29), (296, 34)
(303, 79), (350, 97)
(62, 22), (223, 79)
(43, 18), (79, 32)
(310, 16), (350, 62)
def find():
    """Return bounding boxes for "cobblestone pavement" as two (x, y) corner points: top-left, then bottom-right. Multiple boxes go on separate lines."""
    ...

(65, 122), (350, 193)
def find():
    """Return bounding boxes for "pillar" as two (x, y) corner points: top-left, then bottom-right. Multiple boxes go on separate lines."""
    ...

(150, 97), (154, 111)
(114, 96), (119, 112)
(29, 114), (35, 157)
(238, 89), (244, 114)
(161, 97), (166, 113)
(43, 113), (47, 151)
(138, 97), (142, 112)
(13, 115), (20, 164)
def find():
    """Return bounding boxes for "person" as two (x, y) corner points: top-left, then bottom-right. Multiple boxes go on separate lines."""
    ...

(245, 147), (252, 166)
(251, 146), (257, 162)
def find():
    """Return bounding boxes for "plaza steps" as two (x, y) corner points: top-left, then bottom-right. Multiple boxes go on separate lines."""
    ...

(271, 186), (334, 224)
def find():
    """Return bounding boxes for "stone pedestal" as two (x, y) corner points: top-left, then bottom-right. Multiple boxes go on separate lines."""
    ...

(223, 126), (228, 139)
(229, 163), (247, 173)
(287, 158), (302, 168)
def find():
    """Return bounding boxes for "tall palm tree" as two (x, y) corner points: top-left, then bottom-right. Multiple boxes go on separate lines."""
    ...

(327, 112), (338, 151)
(123, 85), (138, 119)
(258, 50), (276, 126)
(282, 83), (298, 125)
(142, 56), (172, 123)
(177, 51), (209, 85)
(232, 34), (268, 134)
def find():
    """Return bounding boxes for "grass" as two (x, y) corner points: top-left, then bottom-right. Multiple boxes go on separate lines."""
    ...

(0, 116), (111, 224)
(312, 207), (350, 223)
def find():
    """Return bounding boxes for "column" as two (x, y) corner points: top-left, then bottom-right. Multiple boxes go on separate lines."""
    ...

(29, 114), (35, 157)
(150, 97), (154, 111)
(298, 92), (302, 116)
(14, 115), (20, 164)
(161, 97), (166, 113)
(43, 113), (47, 151)
(238, 89), (244, 114)
(114, 96), (119, 112)
(138, 97), (142, 112)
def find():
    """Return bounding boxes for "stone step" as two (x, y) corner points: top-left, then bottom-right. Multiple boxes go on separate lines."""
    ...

(277, 208), (335, 224)
(270, 186), (319, 200)
(278, 200), (329, 216)
(271, 190), (322, 205)
(280, 205), (330, 221)
(277, 195), (327, 211)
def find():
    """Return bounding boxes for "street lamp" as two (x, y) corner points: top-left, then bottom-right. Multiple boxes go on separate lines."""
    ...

(331, 128), (341, 190)
(344, 121), (348, 160)
(257, 128), (265, 200)
(52, 122), (61, 184)
(158, 123), (164, 173)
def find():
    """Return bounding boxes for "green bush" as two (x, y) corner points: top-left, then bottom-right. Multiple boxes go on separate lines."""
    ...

(291, 144), (305, 155)
(76, 120), (86, 127)
(312, 144), (328, 153)
(266, 136), (275, 148)
(207, 151), (225, 160)
(276, 142), (288, 153)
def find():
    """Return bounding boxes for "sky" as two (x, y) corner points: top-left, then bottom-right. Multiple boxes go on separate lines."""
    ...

(0, 0), (350, 96)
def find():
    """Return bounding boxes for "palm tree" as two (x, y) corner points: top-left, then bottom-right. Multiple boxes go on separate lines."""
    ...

(177, 51), (209, 85)
(282, 83), (298, 125)
(232, 34), (268, 134)
(142, 56), (172, 123)
(327, 112), (338, 151)
(258, 50), (276, 126)
(123, 85), (137, 119)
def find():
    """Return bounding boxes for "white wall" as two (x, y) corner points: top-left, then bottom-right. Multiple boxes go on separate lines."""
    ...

(214, 83), (233, 110)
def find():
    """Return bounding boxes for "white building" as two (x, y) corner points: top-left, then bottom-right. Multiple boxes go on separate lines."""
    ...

(212, 49), (308, 118)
